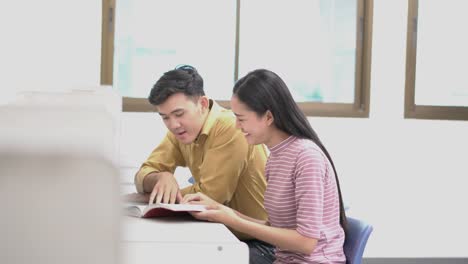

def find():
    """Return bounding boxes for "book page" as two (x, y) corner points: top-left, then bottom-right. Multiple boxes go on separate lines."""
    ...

(157, 203), (206, 212)
(123, 204), (145, 217)
(124, 203), (206, 218)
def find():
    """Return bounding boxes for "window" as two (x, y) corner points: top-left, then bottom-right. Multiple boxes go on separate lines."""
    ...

(101, 0), (373, 117)
(405, 0), (468, 120)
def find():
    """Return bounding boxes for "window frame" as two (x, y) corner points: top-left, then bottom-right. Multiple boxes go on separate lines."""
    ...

(101, 0), (374, 118)
(405, 0), (468, 121)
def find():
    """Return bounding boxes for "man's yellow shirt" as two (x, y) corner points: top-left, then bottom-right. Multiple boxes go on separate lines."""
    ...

(135, 100), (268, 240)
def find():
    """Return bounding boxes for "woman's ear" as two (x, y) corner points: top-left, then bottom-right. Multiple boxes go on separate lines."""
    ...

(265, 110), (274, 126)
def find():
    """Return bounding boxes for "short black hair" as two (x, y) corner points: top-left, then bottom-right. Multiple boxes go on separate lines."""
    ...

(148, 65), (204, 105)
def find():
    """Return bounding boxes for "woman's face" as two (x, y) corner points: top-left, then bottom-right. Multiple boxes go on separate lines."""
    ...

(230, 95), (272, 145)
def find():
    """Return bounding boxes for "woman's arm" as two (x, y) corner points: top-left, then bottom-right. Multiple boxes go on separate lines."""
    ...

(183, 192), (318, 255)
(234, 210), (269, 226)
(231, 216), (317, 255)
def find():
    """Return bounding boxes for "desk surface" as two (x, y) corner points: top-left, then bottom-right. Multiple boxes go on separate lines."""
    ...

(120, 168), (248, 264)
(122, 215), (239, 243)
(122, 216), (248, 264)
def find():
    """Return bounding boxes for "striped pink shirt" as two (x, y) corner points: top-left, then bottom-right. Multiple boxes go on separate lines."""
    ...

(264, 136), (345, 264)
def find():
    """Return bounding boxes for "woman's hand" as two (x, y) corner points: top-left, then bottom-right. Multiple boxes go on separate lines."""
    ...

(182, 192), (240, 226)
(181, 192), (219, 207)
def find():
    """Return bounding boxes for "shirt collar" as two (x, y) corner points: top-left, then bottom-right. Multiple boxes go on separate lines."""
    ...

(269, 135), (296, 155)
(195, 99), (223, 145)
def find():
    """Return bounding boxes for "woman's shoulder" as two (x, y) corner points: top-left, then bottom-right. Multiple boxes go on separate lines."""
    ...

(293, 138), (327, 162)
(292, 137), (321, 151)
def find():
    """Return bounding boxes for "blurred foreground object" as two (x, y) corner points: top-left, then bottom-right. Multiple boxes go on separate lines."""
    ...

(0, 86), (121, 264)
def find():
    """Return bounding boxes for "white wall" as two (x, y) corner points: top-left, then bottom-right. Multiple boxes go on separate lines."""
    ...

(0, 0), (101, 104)
(316, 0), (468, 257)
(2, 0), (467, 258)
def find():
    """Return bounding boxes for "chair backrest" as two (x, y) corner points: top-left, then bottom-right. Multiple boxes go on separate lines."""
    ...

(343, 216), (373, 264)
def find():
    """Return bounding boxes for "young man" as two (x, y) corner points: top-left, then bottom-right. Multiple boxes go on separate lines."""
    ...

(134, 65), (268, 241)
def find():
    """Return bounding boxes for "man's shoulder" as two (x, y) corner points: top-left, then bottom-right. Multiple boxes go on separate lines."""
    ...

(204, 109), (245, 144)
(211, 108), (236, 130)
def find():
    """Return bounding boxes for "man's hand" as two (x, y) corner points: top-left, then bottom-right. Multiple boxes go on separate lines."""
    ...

(145, 172), (182, 204)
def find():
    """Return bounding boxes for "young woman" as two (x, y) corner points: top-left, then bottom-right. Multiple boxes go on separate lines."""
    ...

(182, 69), (347, 264)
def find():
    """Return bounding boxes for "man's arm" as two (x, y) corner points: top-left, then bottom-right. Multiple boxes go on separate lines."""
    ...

(142, 172), (159, 193)
(134, 132), (186, 194)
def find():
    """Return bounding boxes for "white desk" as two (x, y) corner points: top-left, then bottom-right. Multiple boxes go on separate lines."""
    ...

(120, 167), (249, 264)
(122, 216), (248, 264)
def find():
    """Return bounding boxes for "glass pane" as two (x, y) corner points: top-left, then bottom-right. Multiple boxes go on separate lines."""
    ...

(238, 0), (357, 103)
(113, 0), (236, 99)
(415, 0), (468, 107)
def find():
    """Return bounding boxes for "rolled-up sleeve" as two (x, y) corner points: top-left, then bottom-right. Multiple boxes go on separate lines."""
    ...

(134, 132), (186, 193)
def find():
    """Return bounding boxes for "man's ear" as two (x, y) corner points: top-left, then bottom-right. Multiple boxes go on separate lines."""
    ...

(199, 96), (209, 111)
(265, 110), (274, 126)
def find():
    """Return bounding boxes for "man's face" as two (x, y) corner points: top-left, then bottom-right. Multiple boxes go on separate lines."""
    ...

(156, 93), (208, 145)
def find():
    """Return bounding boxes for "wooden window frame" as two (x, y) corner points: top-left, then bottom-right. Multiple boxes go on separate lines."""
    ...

(101, 0), (374, 118)
(405, 0), (468, 121)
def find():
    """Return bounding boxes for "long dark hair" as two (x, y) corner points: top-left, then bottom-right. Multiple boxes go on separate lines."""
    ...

(233, 69), (347, 231)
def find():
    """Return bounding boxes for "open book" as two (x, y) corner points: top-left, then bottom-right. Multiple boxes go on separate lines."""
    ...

(123, 202), (206, 218)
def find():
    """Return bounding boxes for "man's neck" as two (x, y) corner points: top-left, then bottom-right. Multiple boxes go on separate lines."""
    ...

(195, 99), (213, 142)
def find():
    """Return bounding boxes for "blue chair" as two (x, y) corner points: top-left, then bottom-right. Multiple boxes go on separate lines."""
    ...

(344, 216), (373, 264)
